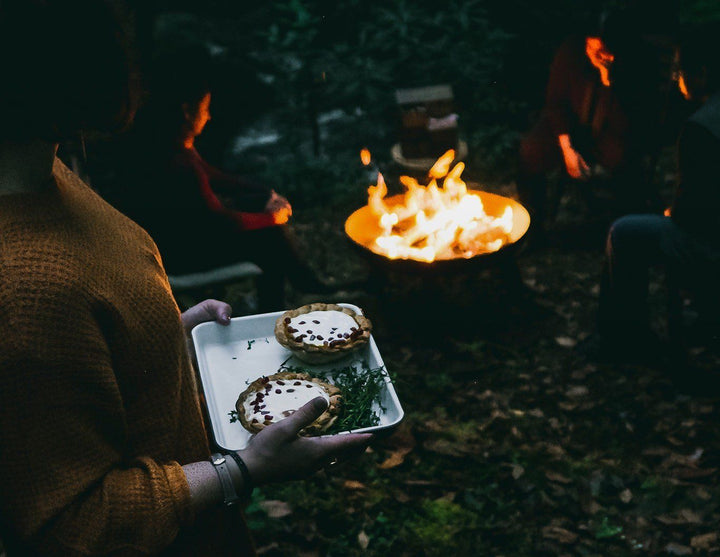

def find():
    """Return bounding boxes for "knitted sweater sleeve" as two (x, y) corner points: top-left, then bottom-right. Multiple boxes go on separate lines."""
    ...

(0, 279), (193, 555)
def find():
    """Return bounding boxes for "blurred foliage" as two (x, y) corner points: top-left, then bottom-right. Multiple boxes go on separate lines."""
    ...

(149, 0), (719, 197)
(679, 0), (720, 23)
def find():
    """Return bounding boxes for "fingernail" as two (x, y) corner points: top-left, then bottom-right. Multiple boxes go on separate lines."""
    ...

(312, 397), (329, 411)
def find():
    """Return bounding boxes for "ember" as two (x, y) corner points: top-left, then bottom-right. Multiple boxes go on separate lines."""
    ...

(346, 150), (530, 263)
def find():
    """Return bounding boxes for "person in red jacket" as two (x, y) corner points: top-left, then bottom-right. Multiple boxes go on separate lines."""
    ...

(118, 45), (329, 311)
(517, 9), (665, 244)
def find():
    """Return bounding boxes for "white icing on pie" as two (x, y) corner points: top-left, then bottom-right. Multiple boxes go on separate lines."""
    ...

(243, 379), (330, 426)
(286, 310), (360, 347)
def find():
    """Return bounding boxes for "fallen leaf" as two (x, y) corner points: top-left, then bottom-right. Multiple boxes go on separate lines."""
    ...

(378, 446), (413, 469)
(542, 526), (578, 544)
(566, 386), (589, 397)
(256, 543), (280, 555)
(664, 542), (692, 555)
(555, 336), (577, 348)
(619, 489), (633, 504)
(691, 532), (718, 550)
(512, 464), (525, 479)
(672, 467), (717, 480)
(423, 438), (473, 457)
(258, 500), (293, 518)
(695, 487), (712, 500)
(394, 490), (411, 503)
(679, 509), (702, 523)
(343, 480), (366, 490)
(656, 509), (702, 525)
(377, 422), (416, 469)
(545, 471), (572, 484)
(358, 530), (370, 550)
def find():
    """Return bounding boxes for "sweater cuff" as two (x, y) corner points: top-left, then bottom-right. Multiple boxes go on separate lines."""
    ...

(165, 461), (195, 527)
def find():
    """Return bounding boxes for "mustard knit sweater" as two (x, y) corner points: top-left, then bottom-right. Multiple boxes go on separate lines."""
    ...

(0, 160), (253, 556)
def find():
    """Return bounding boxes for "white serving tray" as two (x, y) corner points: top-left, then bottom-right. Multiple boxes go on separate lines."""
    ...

(191, 303), (404, 451)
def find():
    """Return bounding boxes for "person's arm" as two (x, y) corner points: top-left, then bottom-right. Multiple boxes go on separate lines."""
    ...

(195, 153), (273, 212)
(0, 320), (194, 554)
(544, 38), (579, 139)
(558, 133), (590, 180)
(177, 155), (280, 231)
(543, 38), (592, 180)
(182, 397), (371, 514)
(179, 300), (372, 514)
(0, 296), (371, 554)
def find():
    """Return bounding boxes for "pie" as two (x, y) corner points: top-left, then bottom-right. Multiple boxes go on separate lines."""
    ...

(274, 303), (372, 363)
(236, 371), (342, 434)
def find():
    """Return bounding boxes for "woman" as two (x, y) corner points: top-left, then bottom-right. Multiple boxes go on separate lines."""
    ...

(0, 2), (371, 555)
(116, 44), (330, 311)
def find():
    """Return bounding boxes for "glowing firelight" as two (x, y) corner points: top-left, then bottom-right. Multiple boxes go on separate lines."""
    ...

(360, 148), (372, 166)
(585, 36), (614, 87)
(364, 149), (514, 262)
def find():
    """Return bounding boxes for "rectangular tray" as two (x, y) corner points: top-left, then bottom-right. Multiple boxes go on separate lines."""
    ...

(191, 303), (403, 451)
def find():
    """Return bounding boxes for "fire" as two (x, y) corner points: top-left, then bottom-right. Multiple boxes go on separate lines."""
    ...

(360, 148), (371, 166)
(364, 149), (514, 262)
(585, 36), (614, 87)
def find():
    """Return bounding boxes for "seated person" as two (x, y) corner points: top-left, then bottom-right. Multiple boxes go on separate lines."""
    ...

(517, 9), (664, 240)
(597, 23), (720, 366)
(117, 46), (329, 311)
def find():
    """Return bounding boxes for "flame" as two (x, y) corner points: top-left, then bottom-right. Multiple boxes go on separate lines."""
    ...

(366, 150), (514, 262)
(428, 149), (455, 179)
(585, 36), (614, 87)
(360, 148), (371, 166)
(677, 72), (690, 100)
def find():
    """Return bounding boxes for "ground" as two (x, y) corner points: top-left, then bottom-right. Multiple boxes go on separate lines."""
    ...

(203, 168), (720, 556)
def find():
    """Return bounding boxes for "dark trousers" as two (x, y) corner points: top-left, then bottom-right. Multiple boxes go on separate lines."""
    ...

(598, 214), (720, 343)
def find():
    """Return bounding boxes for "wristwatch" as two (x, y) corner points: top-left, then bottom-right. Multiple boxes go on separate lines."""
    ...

(210, 453), (240, 507)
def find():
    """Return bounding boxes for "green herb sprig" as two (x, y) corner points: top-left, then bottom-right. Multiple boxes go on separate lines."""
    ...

(278, 360), (388, 434)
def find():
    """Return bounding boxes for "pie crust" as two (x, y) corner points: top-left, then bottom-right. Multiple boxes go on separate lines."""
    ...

(274, 303), (372, 363)
(236, 371), (342, 435)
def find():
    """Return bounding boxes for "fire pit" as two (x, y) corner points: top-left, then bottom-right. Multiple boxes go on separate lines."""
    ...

(345, 150), (530, 272)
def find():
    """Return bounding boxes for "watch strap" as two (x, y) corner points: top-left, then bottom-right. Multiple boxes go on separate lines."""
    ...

(210, 453), (240, 507)
(226, 452), (254, 498)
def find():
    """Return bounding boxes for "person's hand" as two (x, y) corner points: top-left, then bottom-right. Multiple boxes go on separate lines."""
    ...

(562, 147), (591, 180)
(558, 134), (590, 180)
(238, 397), (373, 485)
(265, 191), (292, 215)
(181, 299), (232, 334)
(271, 207), (292, 225)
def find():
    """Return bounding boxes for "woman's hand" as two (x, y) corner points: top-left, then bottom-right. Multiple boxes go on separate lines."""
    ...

(238, 397), (373, 485)
(265, 190), (292, 217)
(181, 299), (232, 334)
(558, 134), (590, 180)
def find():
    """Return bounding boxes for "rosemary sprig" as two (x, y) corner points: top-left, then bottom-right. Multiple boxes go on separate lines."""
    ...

(278, 361), (387, 434)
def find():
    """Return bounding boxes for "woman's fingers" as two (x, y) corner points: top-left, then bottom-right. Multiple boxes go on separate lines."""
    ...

(275, 397), (329, 437)
(181, 299), (232, 332)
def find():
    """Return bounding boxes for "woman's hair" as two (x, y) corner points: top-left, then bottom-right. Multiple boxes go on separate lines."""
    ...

(132, 43), (213, 142)
(0, 0), (137, 141)
(677, 22), (720, 95)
